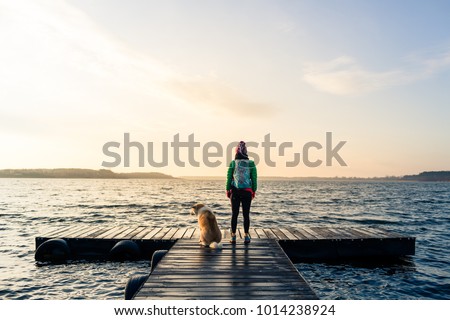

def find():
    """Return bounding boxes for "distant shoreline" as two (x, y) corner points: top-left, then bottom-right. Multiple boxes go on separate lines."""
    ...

(184, 171), (450, 182)
(0, 169), (175, 179)
(1, 168), (449, 181)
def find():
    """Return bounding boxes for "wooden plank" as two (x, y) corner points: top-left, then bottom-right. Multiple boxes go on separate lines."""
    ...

(124, 226), (147, 239)
(143, 282), (300, 290)
(141, 286), (308, 298)
(161, 257), (290, 264)
(140, 283), (309, 290)
(270, 228), (288, 240)
(248, 228), (259, 239)
(100, 226), (131, 239)
(165, 251), (283, 258)
(150, 227), (171, 240)
(222, 229), (230, 239)
(70, 227), (96, 239)
(358, 227), (394, 238)
(87, 227), (117, 239)
(153, 265), (293, 272)
(131, 227), (155, 240)
(134, 239), (318, 300)
(106, 226), (133, 239)
(171, 228), (188, 240)
(278, 228), (298, 241)
(255, 228), (268, 239)
(142, 288), (316, 296)
(286, 227), (310, 240)
(93, 226), (123, 239)
(309, 227), (335, 239)
(146, 275), (300, 282)
(74, 226), (104, 238)
(71, 226), (100, 238)
(162, 247), (286, 253)
(340, 228), (371, 239)
(182, 228), (195, 239)
(35, 224), (416, 265)
(136, 293), (315, 300)
(114, 226), (140, 239)
(139, 288), (317, 296)
(263, 228), (278, 239)
(149, 274), (305, 281)
(152, 266), (295, 272)
(40, 226), (73, 238)
(191, 228), (201, 240)
(374, 228), (403, 238)
(168, 247), (280, 253)
(328, 228), (360, 239)
(55, 225), (91, 238)
(167, 239), (278, 252)
(301, 226), (323, 239)
(318, 227), (353, 239)
(60, 225), (94, 238)
(142, 228), (163, 240)
(83, 227), (111, 239)
(140, 280), (314, 290)
(169, 242), (275, 249)
(169, 241), (278, 249)
(162, 228), (179, 240)
(53, 225), (89, 238)
(237, 228), (244, 239)
(164, 244), (279, 251)
(351, 227), (378, 238)
(138, 284), (314, 293)
(153, 257), (288, 263)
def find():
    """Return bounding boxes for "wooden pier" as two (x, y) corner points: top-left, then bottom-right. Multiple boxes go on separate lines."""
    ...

(35, 225), (415, 261)
(35, 225), (415, 300)
(134, 239), (318, 300)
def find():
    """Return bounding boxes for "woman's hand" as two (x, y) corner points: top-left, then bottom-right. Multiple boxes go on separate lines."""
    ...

(226, 190), (232, 198)
(251, 191), (256, 199)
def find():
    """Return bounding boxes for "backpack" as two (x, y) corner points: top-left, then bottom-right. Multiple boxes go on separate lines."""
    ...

(232, 160), (252, 189)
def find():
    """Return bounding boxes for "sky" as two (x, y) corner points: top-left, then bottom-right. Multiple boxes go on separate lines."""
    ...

(1, 0), (449, 177)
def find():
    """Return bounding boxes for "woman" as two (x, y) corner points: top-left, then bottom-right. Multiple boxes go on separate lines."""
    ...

(226, 141), (257, 244)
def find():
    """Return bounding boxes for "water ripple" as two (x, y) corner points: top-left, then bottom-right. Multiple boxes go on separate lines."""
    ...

(0, 179), (449, 299)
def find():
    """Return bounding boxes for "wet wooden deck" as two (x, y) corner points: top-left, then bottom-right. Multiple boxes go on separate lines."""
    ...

(35, 226), (415, 260)
(133, 239), (318, 300)
(37, 225), (411, 241)
(35, 225), (415, 300)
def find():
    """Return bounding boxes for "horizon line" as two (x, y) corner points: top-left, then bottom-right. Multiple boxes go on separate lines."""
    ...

(1, 167), (449, 180)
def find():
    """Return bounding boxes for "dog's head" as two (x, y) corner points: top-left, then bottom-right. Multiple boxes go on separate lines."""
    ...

(190, 203), (205, 215)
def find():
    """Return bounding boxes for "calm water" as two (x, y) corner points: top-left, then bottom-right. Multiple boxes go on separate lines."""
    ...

(0, 179), (449, 300)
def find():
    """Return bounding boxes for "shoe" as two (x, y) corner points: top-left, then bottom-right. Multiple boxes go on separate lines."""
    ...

(230, 234), (236, 244)
(244, 234), (251, 244)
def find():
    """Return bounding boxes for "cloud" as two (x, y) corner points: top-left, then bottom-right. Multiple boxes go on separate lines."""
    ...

(1, 1), (171, 85)
(303, 51), (450, 95)
(422, 50), (450, 74)
(0, 0), (275, 121)
(166, 77), (275, 117)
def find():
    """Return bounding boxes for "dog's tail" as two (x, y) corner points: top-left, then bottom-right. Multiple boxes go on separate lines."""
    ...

(209, 242), (223, 250)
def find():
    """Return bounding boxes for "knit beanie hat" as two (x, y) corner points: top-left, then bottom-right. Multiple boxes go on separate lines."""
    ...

(236, 141), (248, 157)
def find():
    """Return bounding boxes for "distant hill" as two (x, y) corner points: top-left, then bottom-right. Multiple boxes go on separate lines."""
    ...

(181, 171), (450, 182)
(402, 171), (450, 182)
(0, 169), (174, 179)
(1, 169), (449, 181)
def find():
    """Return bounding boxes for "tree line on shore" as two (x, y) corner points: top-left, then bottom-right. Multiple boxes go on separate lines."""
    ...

(0, 169), (449, 181)
(0, 169), (174, 179)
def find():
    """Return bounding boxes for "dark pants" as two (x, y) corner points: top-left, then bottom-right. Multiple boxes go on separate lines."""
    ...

(230, 189), (252, 234)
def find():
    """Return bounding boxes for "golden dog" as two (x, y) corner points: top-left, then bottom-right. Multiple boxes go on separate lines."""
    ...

(190, 203), (222, 249)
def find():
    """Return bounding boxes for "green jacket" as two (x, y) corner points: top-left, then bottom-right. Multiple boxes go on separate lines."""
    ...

(226, 159), (257, 192)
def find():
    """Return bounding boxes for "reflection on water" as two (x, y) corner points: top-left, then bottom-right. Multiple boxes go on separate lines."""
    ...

(0, 179), (449, 299)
